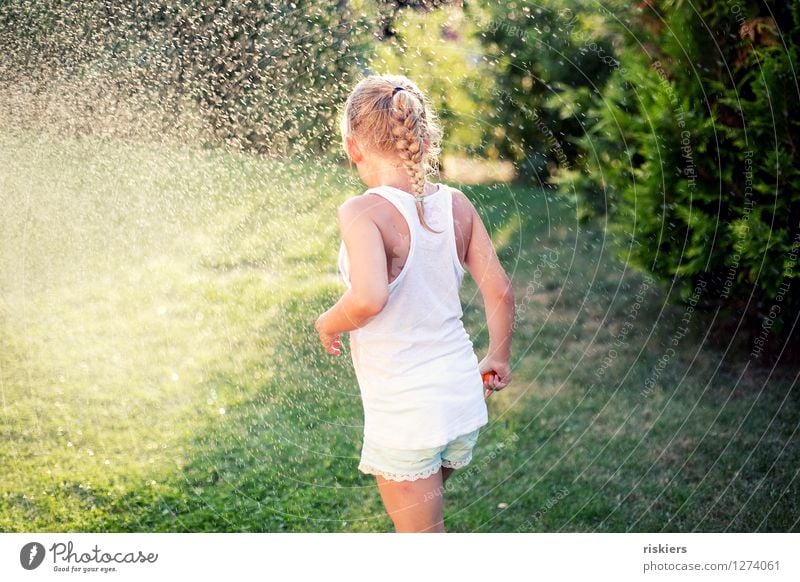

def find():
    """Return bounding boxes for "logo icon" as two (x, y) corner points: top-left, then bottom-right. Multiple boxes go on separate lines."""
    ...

(20, 542), (46, 570)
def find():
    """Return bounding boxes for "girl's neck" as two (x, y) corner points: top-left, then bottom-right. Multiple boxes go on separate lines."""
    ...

(358, 155), (436, 193)
(362, 163), (412, 191)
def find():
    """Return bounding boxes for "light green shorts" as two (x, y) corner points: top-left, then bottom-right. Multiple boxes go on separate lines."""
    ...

(358, 427), (481, 482)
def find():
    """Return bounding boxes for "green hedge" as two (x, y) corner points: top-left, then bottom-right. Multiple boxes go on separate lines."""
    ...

(573, 0), (800, 359)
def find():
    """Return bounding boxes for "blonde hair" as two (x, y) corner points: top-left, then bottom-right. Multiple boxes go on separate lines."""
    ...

(340, 74), (444, 234)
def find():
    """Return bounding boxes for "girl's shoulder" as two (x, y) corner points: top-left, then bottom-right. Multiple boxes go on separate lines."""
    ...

(337, 191), (387, 218)
(338, 183), (475, 226)
(443, 183), (476, 232)
(435, 181), (471, 209)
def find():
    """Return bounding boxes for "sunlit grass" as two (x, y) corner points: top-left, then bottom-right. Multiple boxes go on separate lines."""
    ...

(0, 130), (352, 530)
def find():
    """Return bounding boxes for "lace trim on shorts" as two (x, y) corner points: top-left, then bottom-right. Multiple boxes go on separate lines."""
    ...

(441, 453), (473, 469)
(358, 451), (474, 482)
(358, 461), (443, 482)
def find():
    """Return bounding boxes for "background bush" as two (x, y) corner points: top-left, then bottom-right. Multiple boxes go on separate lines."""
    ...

(473, 0), (616, 183)
(0, 0), (372, 155)
(573, 0), (799, 359)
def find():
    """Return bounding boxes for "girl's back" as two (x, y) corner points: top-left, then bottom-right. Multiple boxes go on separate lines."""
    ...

(338, 181), (487, 450)
(351, 182), (474, 285)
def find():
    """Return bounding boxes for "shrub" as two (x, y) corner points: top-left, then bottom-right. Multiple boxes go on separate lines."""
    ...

(472, 0), (616, 181)
(576, 0), (800, 360)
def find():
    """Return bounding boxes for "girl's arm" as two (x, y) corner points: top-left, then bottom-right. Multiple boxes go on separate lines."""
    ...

(459, 191), (515, 389)
(315, 197), (389, 351)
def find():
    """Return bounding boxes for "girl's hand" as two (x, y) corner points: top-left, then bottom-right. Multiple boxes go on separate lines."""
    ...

(478, 357), (511, 397)
(315, 315), (342, 356)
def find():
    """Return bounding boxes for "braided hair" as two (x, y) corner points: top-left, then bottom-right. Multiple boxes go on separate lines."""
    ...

(340, 75), (444, 234)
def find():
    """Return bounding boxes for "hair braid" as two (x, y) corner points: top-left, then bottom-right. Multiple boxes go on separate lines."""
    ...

(389, 89), (442, 234)
(341, 75), (444, 234)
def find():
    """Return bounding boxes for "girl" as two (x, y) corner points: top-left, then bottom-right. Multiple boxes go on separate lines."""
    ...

(315, 74), (515, 533)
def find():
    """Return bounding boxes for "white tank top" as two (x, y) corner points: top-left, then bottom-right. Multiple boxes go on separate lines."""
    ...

(338, 182), (489, 449)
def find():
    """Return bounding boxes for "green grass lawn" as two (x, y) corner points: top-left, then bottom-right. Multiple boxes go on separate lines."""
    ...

(1, 129), (798, 532)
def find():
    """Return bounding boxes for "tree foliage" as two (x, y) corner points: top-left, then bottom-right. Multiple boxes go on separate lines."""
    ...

(575, 0), (799, 358)
(0, 0), (371, 155)
(472, 0), (616, 182)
